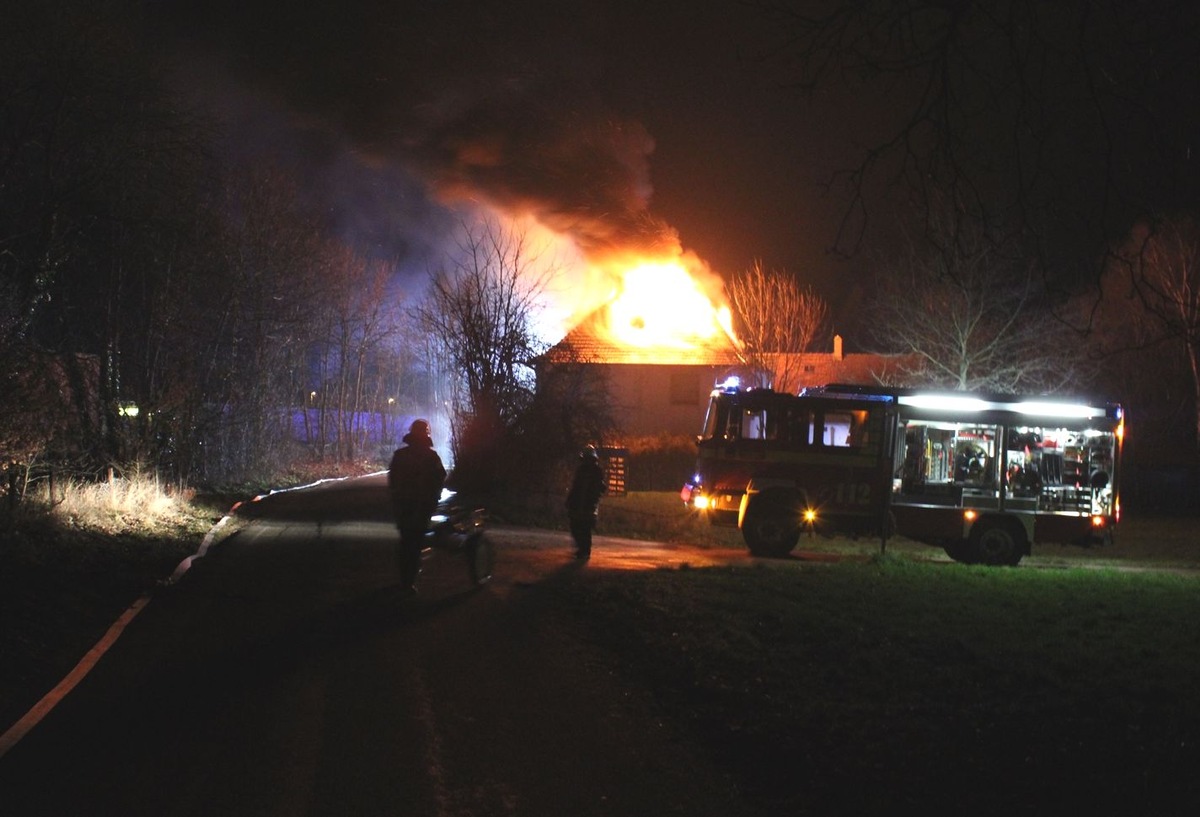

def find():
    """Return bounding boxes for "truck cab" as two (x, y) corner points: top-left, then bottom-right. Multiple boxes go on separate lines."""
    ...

(681, 383), (895, 556)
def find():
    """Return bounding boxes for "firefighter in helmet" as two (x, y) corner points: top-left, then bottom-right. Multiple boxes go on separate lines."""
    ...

(566, 445), (606, 561)
(387, 419), (446, 594)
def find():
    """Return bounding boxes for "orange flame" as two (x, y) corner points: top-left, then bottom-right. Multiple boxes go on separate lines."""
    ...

(462, 209), (738, 353)
(599, 258), (736, 349)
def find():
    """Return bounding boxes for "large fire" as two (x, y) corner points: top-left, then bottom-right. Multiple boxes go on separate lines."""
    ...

(599, 259), (737, 350)
(456, 211), (739, 354)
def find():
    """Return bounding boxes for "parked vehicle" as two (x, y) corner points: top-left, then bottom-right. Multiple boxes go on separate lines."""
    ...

(427, 490), (495, 585)
(681, 381), (1124, 566)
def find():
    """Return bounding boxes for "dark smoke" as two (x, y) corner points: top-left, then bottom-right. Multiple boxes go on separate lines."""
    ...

(157, 0), (683, 269)
(407, 90), (680, 258)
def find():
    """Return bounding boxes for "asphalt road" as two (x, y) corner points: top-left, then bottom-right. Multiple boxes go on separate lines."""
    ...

(0, 477), (759, 817)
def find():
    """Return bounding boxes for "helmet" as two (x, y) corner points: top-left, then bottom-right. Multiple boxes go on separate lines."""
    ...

(408, 419), (431, 438)
(580, 445), (599, 460)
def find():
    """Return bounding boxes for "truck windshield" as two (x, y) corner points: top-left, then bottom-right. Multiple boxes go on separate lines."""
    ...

(701, 394), (878, 452)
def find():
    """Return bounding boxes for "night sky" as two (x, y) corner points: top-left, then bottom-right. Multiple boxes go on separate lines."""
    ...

(147, 0), (1200, 342)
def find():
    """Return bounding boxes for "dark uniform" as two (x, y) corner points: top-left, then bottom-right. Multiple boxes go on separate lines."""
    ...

(387, 419), (446, 592)
(566, 446), (606, 560)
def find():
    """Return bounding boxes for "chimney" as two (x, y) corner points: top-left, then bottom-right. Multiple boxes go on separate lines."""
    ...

(833, 333), (844, 360)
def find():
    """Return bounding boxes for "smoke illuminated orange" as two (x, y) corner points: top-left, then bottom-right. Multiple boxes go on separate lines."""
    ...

(603, 260), (736, 349)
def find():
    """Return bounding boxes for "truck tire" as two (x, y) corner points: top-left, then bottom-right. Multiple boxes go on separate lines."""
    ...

(968, 519), (1025, 566)
(742, 494), (801, 557)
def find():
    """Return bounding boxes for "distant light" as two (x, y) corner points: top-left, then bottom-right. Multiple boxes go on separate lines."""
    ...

(1091, 515), (1106, 528)
(118, 402), (139, 418)
(803, 508), (817, 523)
(963, 509), (977, 522)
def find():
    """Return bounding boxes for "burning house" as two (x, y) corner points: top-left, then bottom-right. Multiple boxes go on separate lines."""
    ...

(540, 296), (907, 438)
(532, 250), (741, 437)
(538, 306), (743, 437)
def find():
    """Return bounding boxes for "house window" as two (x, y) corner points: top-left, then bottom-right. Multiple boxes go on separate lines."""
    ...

(669, 370), (698, 405)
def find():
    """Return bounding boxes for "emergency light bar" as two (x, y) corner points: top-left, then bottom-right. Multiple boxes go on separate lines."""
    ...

(898, 393), (1107, 419)
(1012, 401), (1108, 419)
(898, 395), (991, 413)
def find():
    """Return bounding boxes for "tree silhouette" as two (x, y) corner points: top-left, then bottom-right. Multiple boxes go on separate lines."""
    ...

(413, 218), (556, 492)
(728, 261), (829, 391)
(1100, 215), (1200, 456)
(756, 0), (1200, 287)
(867, 210), (1084, 392)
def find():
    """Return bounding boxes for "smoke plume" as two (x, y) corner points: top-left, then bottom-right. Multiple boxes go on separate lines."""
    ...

(159, 0), (717, 334)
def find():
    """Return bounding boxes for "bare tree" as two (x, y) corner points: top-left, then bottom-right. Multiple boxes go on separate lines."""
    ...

(526, 347), (615, 455)
(180, 165), (329, 482)
(0, 1), (217, 479)
(867, 214), (1085, 392)
(753, 1), (1199, 287)
(413, 218), (556, 491)
(728, 261), (829, 391)
(1100, 216), (1200, 455)
(307, 248), (402, 462)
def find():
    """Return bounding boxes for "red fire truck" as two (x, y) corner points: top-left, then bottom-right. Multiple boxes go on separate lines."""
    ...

(680, 381), (1124, 565)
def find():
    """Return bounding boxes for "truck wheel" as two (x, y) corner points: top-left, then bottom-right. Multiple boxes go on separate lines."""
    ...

(466, 533), (495, 586)
(969, 521), (1025, 566)
(742, 496), (801, 557)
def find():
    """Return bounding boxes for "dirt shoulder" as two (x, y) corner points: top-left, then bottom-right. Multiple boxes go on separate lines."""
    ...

(0, 509), (219, 734)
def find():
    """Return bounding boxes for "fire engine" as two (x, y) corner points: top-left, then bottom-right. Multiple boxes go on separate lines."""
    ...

(680, 381), (1124, 566)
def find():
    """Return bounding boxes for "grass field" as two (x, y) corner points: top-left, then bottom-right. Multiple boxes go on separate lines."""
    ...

(597, 490), (1200, 567)
(4, 485), (1200, 814)
(566, 493), (1200, 815)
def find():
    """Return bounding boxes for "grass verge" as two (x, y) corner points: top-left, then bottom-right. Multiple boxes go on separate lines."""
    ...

(554, 558), (1200, 815)
(3, 482), (1199, 815)
(0, 484), (228, 733)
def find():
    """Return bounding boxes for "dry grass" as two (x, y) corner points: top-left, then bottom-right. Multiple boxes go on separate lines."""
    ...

(0, 475), (223, 732)
(25, 473), (194, 533)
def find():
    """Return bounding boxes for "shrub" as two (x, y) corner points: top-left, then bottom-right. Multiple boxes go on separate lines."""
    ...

(621, 434), (697, 492)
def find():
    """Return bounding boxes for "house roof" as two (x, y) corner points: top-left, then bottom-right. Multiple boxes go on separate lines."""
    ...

(541, 308), (743, 366)
(540, 309), (916, 385)
(767, 351), (909, 392)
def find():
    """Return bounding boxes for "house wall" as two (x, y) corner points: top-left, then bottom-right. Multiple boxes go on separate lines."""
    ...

(561, 354), (905, 440)
(606, 363), (731, 438)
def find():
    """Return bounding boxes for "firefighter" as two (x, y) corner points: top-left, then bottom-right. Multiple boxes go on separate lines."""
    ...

(566, 445), (606, 561)
(387, 419), (446, 594)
